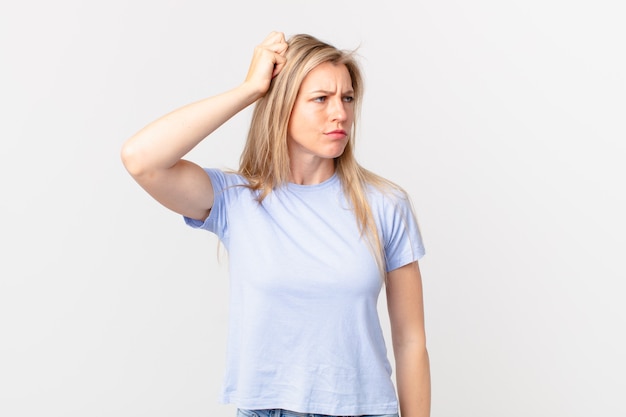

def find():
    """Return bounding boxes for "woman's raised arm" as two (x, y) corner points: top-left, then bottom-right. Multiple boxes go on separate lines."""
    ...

(120, 31), (288, 221)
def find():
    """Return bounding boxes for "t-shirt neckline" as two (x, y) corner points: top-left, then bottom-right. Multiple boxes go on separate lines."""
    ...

(285, 172), (339, 192)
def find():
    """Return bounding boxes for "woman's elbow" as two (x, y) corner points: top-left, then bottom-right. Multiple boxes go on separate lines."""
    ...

(120, 141), (147, 178)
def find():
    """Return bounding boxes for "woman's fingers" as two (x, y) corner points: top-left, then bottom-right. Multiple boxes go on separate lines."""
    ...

(260, 31), (288, 61)
(266, 32), (288, 77)
(261, 31), (286, 48)
(245, 31), (288, 92)
(272, 53), (287, 77)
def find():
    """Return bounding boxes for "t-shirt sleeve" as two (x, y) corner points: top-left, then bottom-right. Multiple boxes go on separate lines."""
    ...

(183, 168), (231, 239)
(381, 192), (426, 272)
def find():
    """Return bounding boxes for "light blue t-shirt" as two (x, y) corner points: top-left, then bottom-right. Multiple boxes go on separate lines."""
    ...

(185, 168), (425, 416)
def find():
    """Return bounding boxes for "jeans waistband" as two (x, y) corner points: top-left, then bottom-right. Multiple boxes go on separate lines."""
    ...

(237, 408), (399, 417)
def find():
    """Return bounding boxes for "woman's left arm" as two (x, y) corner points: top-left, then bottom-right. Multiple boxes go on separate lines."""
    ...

(386, 261), (431, 417)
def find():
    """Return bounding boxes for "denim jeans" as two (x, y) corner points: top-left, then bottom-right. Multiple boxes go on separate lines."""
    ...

(237, 408), (399, 417)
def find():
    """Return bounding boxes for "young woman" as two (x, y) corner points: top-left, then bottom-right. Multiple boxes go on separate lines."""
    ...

(121, 31), (430, 417)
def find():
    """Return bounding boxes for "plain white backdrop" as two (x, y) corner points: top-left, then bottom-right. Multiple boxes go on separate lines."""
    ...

(1, 1), (624, 416)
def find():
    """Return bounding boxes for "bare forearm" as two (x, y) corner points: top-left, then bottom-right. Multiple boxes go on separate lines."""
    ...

(395, 345), (431, 417)
(121, 83), (260, 176)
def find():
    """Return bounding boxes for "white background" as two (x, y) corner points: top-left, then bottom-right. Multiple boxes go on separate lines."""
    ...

(1, 1), (624, 416)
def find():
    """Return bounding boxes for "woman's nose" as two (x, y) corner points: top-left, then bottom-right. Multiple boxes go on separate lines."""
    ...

(329, 98), (347, 121)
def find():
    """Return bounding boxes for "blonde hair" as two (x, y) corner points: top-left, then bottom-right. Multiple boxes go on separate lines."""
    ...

(239, 34), (403, 277)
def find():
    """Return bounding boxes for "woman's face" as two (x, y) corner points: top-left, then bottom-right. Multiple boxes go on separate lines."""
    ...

(287, 62), (355, 167)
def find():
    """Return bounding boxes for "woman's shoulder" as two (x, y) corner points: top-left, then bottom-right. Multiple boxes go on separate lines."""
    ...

(203, 167), (250, 189)
(363, 175), (410, 207)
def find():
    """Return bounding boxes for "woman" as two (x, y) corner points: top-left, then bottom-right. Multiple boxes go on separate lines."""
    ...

(121, 31), (430, 417)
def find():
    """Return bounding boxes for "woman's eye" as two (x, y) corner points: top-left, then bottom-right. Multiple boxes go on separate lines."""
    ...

(313, 96), (327, 102)
(343, 96), (354, 103)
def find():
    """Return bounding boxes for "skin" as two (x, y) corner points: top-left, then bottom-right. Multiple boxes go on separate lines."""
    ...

(387, 262), (431, 417)
(287, 61), (354, 185)
(121, 31), (430, 417)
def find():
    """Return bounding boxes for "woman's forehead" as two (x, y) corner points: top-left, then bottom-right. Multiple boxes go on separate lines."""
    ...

(299, 62), (353, 93)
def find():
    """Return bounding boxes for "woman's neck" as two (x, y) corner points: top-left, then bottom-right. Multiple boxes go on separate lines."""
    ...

(288, 158), (335, 185)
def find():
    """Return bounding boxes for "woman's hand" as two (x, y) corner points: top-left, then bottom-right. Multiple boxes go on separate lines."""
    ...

(244, 31), (288, 97)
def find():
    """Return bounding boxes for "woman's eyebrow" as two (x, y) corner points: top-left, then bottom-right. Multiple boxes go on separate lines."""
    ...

(307, 89), (354, 95)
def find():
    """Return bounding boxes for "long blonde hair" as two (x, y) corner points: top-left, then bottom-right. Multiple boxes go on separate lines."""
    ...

(239, 34), (401, 276)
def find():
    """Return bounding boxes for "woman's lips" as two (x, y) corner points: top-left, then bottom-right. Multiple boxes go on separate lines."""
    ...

(325, 129), (347, 139)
